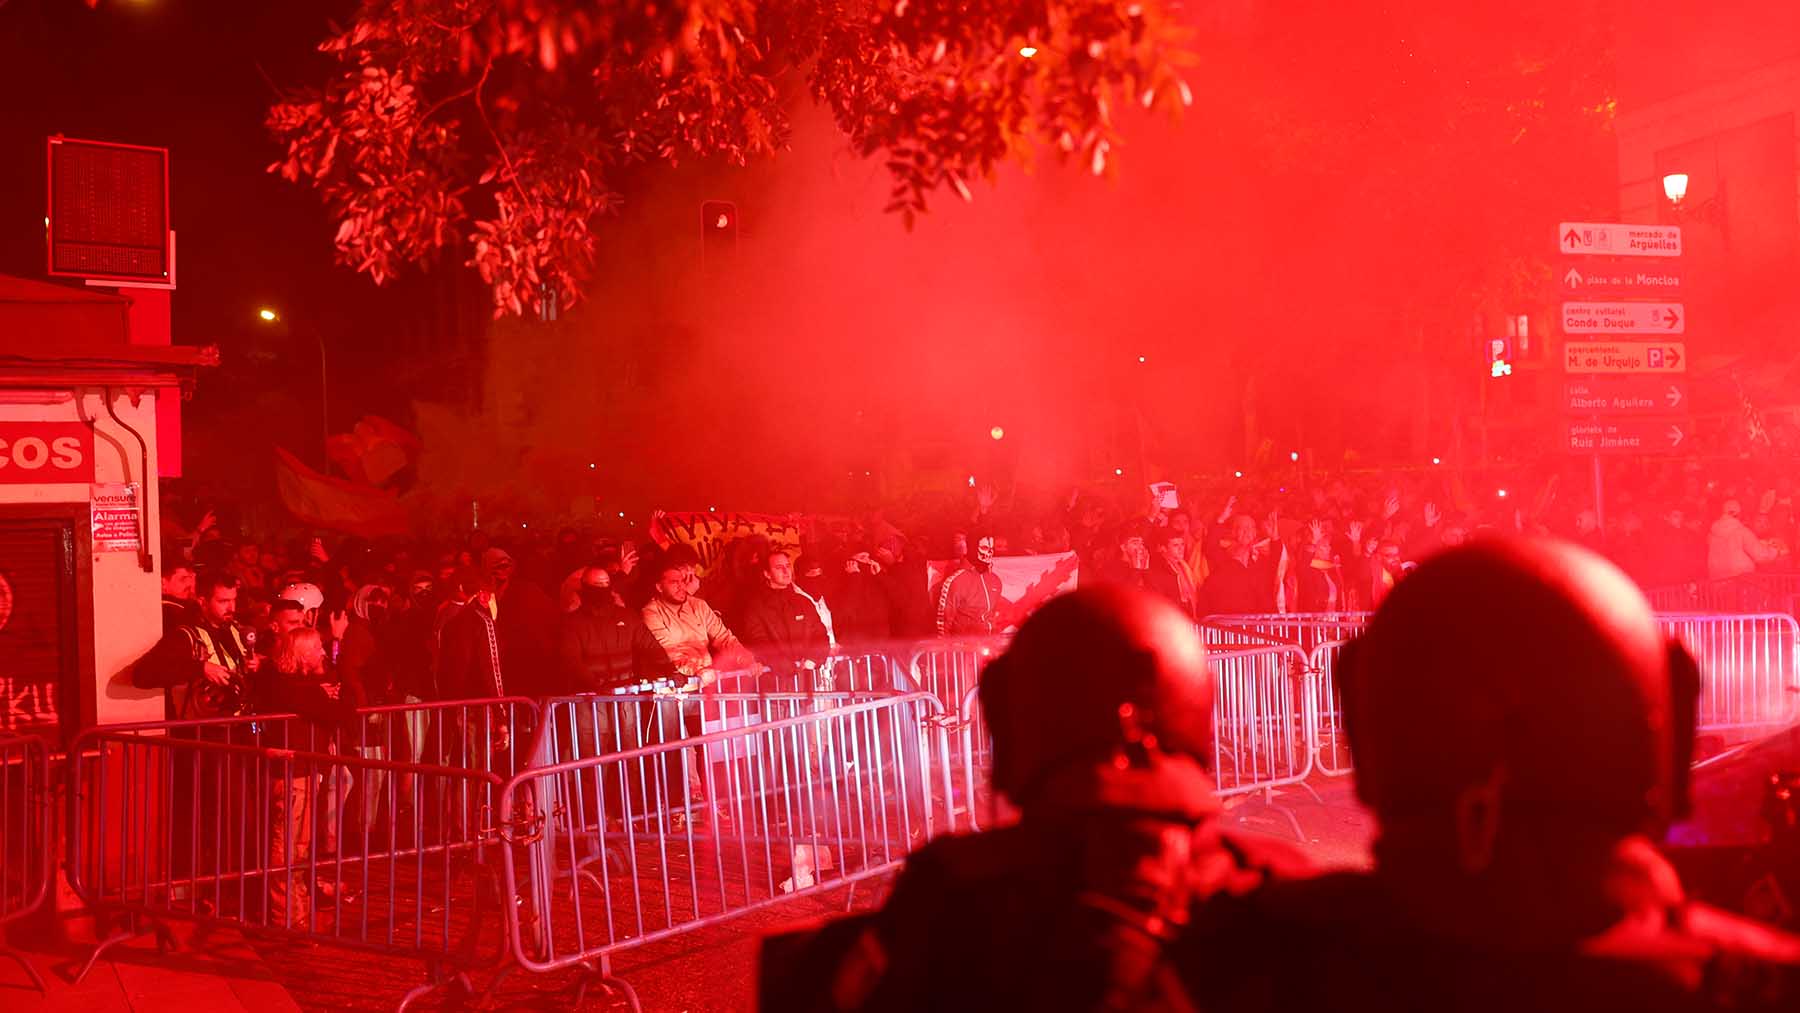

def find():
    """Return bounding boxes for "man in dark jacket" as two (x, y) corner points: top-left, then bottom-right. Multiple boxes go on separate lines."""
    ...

(560, 565), (667, 694)
(1145, 527), (1200, 619)
(759, 585), (1307, 1011)
(478, 547), (559, 698)
(738, 550), (831, 687)
(1203, 513), (1279, 615)
(1181, 538), (1800, 1012)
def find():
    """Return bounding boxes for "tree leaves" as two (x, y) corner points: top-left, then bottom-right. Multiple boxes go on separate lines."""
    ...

(268, 0), (1196, 315)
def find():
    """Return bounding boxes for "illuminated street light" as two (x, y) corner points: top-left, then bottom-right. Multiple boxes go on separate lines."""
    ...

(1019, 46), (1038, 58)
(1234, 471), (1243, 478)
(1136, 355), (1147, 363)
(1289, 451), (1299, 462)
(990, 426), (1005, 440)
(1662, 173), (1689, 206)
(1497, 489), (1508, 498)
(257, 307), (329, 467)
(1113, 468), (1123, 476)
(1432, 457), (1442, 465)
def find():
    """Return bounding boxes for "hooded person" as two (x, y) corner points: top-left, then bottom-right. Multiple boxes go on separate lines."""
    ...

(482, 545), (560, 698)
(934, 531), (1005, 637)
(759, 585), (1308, 1012)
(1182, 538), (1800, 1012)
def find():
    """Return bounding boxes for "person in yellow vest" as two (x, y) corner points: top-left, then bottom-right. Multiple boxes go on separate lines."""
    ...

(138, 569), (261, 719)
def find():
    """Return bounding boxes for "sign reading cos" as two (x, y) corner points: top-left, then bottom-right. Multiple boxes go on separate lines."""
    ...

(0, 422), (94, 483)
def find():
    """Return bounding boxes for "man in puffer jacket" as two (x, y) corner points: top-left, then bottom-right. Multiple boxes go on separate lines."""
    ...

(1707, 499), (1781, 580)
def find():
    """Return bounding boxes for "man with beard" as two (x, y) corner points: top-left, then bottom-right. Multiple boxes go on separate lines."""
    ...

(935, 532), (1004, 637)
(140, 570), (261, 719)
(160, 560), (198, 633)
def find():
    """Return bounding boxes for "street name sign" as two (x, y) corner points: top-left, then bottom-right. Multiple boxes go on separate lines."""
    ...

(1558, 222), (1682, 258)
(1561, 262), (1683, 299)
(1562, 301), (1684, 334)
(1562, 341), (1685, 373)
(1565, 418), (1692, 455)
(1562, 377), (1689, 416)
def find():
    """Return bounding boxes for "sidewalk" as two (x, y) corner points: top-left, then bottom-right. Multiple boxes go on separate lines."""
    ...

(1, 921), (302, 1013)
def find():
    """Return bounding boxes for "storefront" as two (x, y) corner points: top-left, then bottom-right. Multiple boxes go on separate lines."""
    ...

(0, 274), (211, 740)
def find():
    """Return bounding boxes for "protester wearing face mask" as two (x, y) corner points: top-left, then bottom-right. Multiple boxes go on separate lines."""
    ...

(936, 532), (1005, 636)
(561, 565), (668, 695)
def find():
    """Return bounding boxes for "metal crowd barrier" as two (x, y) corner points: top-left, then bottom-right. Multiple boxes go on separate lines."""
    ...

(497, 692), (951, 1007)
(1645, 574), (1800, 616)
(1201, 612), (1371, 654)
(532, 690), (912, 776)
(1209, 644), (1315, 800)
(0, 730), (52, 994)
(67, 697), (540, 1010)
(1306, 640), (1355, 777)
(1657, 613), (1800, 738)
(1299, 613), (1800, 783)
(719, 650), (906, 695)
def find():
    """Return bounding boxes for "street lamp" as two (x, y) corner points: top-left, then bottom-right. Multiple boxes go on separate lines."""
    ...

(1661, 173), (1689, 206)
(256, 307), (329, 467)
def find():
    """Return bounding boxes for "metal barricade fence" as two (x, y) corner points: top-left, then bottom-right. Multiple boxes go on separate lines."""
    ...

(1201, 613), (1371, 654)
(714, 651), (905, 695)
(497, 693), (951, 1004)
(67, 697), (539, 1009)
(1209, 644), (1316, 799)
(1657, 613), (1800, 738)
(0, 730), (52, 994)
(1301, 613), (1800, 782)
(67, 726), (515, 1008)
(1645, 574), (1800, 616)
(1307, 640), (1354, 777)
(95, 697), (540, 847)
(907, 638), (1004, 717)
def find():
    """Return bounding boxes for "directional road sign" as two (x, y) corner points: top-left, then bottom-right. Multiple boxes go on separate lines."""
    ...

(1562, 301), (1684, 334)
(1565, 418), (1692, 455)
(1562, 341), (1685, 373)
(1558, 222), (1682, 258)
(1561, 262), (1683, 299)
(1562, 377), (1689, 416)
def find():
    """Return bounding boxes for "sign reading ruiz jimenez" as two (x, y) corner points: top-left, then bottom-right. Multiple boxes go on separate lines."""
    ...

(0, 422), (94, 483)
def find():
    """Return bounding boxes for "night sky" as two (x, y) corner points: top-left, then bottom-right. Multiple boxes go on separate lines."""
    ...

(6, 1), (1772, 517)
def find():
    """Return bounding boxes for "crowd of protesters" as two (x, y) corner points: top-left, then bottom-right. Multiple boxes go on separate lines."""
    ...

(125, 453), (1800, 935)
(142, 455), (1800, 727)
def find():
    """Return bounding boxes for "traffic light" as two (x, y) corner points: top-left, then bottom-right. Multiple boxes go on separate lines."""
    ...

(701, 200), (737, 266)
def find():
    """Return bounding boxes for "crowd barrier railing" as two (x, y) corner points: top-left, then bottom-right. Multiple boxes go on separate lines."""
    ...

(1657, 612), (1800, 738)
(1645, 574), (1800, 616)
(496, 692), (951, 1006)
(66, 696), (540, 1010)
(714, 650), (906, 696)
(1209, 644), (1316, 802)
(906, 638), (1004, 715)
(1200, 612), (1372, 654)
(1299, 612), (1800, 783)
(1304, 640), (1355, 777)
(0, 730), (52, 994)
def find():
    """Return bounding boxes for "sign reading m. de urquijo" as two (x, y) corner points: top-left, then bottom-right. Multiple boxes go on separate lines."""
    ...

(1559, 223), (1690, 458)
